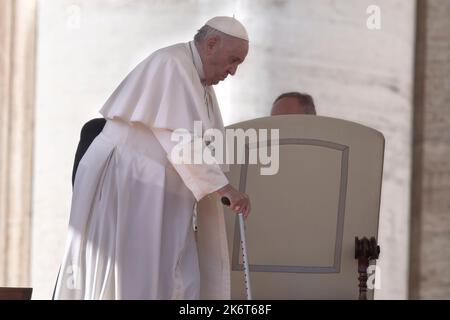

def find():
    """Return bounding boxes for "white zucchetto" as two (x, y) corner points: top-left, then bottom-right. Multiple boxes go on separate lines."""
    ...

(205, 16), (249, 41)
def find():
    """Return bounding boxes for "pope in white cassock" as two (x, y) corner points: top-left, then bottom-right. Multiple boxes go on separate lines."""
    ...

(54, 16), (251, 299)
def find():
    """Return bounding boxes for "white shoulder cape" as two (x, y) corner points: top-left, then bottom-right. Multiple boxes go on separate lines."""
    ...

(99, 43), (224, 134)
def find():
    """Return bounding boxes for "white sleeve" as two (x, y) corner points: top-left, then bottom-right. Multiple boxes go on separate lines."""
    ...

(152, 127), (228, 201)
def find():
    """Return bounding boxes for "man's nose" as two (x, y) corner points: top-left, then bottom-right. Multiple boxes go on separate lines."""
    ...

(228, 65), (238, 76)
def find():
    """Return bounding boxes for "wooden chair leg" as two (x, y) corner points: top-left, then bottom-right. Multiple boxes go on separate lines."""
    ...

(355, 237), (380, 300)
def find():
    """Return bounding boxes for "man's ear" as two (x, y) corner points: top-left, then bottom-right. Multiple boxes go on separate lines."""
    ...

(206, 36), (219, 52)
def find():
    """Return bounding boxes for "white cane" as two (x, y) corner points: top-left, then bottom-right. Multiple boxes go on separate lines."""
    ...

(222, 197), (252, 300)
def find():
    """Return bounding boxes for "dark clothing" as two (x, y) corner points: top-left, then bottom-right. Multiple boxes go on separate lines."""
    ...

(72, 118), (106, 186)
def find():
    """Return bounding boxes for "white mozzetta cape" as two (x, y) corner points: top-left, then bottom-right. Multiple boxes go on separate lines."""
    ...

(54, 42), (231, 299)
(100, 42), (224, 134)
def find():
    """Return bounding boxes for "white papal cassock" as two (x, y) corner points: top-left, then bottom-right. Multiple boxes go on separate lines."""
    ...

(54, 41), (231, 299)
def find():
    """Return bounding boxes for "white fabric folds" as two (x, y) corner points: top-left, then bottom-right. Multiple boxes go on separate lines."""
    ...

(99, 43), (224, 133)
(54, 42), (231, 299)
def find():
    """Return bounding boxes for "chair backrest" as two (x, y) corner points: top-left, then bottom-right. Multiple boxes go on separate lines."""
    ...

(224, 115), (384, 299)
(0, 287), (33, 300)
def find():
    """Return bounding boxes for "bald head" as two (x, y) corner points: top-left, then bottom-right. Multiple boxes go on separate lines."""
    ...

(271, 92), (317, 116)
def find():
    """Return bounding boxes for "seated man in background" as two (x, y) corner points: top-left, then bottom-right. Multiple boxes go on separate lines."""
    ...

(271, 91), (317, 115)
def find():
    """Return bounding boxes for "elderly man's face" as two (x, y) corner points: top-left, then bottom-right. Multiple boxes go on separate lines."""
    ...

(203, 36), (248, 86)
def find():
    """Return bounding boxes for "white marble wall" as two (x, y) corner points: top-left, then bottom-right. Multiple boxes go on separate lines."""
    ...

(32, 0), (415, 299)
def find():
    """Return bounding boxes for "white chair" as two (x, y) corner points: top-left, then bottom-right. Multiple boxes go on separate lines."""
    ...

(224, 115), (384, 299)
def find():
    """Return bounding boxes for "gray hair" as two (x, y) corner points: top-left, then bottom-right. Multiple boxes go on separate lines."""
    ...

(194, 25), (229, 47)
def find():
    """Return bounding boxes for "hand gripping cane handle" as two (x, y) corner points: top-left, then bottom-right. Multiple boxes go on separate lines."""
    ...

(221, 197), (252, 300)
